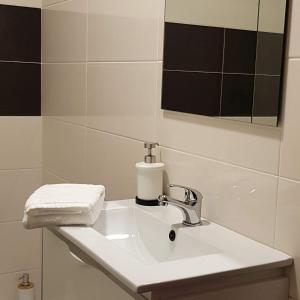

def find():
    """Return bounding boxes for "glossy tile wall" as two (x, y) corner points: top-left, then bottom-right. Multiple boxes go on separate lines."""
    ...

(0, 1), (42, 299)
(41, 1), (300, 299)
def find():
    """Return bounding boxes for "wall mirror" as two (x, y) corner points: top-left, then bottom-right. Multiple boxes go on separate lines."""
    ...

(161, 0), (288, 127)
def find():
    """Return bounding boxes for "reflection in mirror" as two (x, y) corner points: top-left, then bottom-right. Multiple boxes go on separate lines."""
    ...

(161, 0), (288, 127)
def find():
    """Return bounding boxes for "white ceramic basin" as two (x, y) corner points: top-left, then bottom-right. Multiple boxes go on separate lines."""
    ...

(94, 205), (218, 264)
(54, 199), (292, 294)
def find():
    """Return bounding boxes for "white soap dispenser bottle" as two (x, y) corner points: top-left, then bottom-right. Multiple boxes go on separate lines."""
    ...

(136, 142), (164, 206)
(17, 273), (35, 300)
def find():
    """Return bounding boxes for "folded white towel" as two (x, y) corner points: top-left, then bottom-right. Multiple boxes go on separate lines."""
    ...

(23, 184), (105, 229)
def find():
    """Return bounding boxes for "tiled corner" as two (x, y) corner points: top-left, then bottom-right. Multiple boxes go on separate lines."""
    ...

(42, 0), (63, 7)
(0, 269), (41, 300)
(280, 59), (300, 181)
(87, 62), (159, 141)
(88, 0), (164, 62)
(85, 129), (144, 200)
(43, 117), (85, 182)
(42, 169), (67, 185)
(163, 22), (224, 72)
(0, 222), (41, 274)
(0, 117), (41, 169)
(275, 178), (300, 299)
(0, 169), (41, 222)
(42, 0), (87, 63)
(42, 63), (87, 126)
(161, 147), (278, 246)
(162, 71), (221, 116)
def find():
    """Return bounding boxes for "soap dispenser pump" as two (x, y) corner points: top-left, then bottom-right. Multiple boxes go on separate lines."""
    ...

(17, 273), (35, 300)
(136, 142), (164, 206)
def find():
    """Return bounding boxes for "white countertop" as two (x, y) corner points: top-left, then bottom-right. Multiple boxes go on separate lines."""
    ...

(53, 199), (292, 294)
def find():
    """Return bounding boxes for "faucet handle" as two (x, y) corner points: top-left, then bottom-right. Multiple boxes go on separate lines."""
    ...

(168, 184), (203, 203)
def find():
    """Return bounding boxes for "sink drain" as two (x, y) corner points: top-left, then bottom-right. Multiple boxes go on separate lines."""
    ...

(169, 230), (176, 241)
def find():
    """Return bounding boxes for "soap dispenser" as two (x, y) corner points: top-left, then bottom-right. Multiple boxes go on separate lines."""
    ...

(17, 273), (35, 300)
(136, 142), (164, 206)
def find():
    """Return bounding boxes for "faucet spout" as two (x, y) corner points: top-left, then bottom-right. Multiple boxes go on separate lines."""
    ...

(158, 185), (203, 226)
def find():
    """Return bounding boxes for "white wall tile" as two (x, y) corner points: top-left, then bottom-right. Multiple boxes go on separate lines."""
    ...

(0, 222), (41, 274)
(0, 117), (42, 169)
(43, 117), (86, 182)
(88, 0), (164, 61)
(42, 169), (67, 185)
(87, 62), (160, 141)
(0, 169), (41, 222)
(258, 0), (287, 33)
(165, 0), (259, 31)
(157, 109), (281, 175)
(288, 0), (300, 57)
(42, 0), (64, 7)
(42, 63), (87, 126)
(0, 0), (42, 7)
(275, 178), (300, 299)
(0, 269), (41, 300)
(85, 129), (144, 200)
(280, 59), (300, 180)
(42, 0), (87, 62)
(162, 147), (278, 246)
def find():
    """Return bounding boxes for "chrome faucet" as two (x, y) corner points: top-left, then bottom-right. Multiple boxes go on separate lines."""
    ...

(158, 184), (203, 226)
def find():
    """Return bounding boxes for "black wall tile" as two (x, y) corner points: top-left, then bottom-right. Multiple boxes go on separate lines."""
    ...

(256, 32), (284, 75)
(0, 62), (41, 116)
(161, 71), (222, 116)
(164, 22), (224, 72)
(253, 75), (280, 117)
(0, 5), (41, 62)
(224, 29), (257, 74)
(221, 74), (254, 117)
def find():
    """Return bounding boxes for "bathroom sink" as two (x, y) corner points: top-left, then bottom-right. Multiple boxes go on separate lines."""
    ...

(53, 199), (292, 294)
(94, 205), (217, 264)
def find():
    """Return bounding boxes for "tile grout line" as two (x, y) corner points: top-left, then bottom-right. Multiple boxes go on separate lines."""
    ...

(160, 145), (280, 178)
(44, 169), (69, 183)
(43, 60), (163, 64)
(44, 0), (72, 9)
(219, 28), (226, 116)
(0, 60), (40, 64)
(154, 1), (166, 144)
(82, 0), (89, 183)
(0, 167), (42, 171)
(164, 69), (280, 77)
(251, 0), (261, 124)
(0, 220), (22, 225)
(0, 268), (41, 276)
(46, 116), (281, 178)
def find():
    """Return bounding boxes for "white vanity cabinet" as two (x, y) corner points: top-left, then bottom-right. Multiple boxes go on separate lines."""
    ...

(43, 232), (290, 300)
(43, 230), (134, 300)
(43, 200), (292, 300)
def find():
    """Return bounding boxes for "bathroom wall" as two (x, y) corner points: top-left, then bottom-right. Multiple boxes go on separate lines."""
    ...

(41, 0), (300, 299)
(0, 0), (42, 299)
